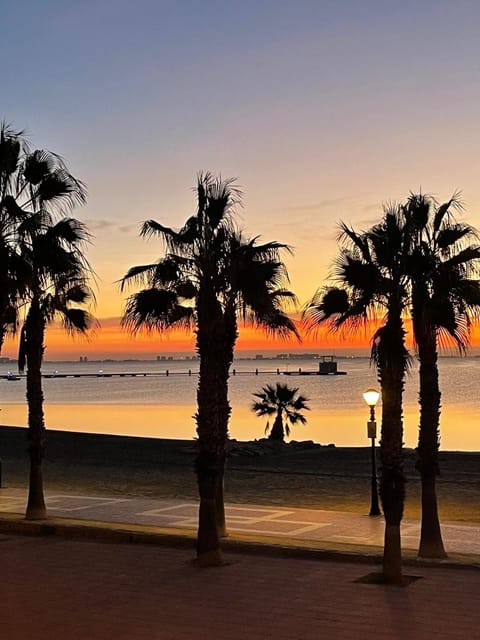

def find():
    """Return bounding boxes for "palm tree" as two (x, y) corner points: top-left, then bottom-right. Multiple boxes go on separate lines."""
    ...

(1, 142), (93, 520)
(403, 193), (480, 558)
(304, 208), (410, 585)
(252, 383), (310, 441)
(1, 128), (93, 517)
(0, 122), (31, 351)
(121, 172), (298, 565)
(18, 215), (95, 519)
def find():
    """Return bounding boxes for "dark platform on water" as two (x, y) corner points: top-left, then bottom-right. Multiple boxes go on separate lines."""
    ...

(283, 355), (347, 376)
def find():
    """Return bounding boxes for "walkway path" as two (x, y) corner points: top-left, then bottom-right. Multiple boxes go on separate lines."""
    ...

(1, 487), (479, 558)
(2, 487), (480, 639)
(2, 533), (479, 640)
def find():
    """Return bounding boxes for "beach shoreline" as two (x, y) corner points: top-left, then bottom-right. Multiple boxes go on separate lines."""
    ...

(1, 425), (479, 522)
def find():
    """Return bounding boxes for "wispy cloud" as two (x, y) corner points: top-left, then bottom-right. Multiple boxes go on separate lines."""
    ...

(84, 219), (136, 233)
(287, 197), (350, 213)
(362, 202), (381, 213)
(118, 224), (136, 233)
(275, 199), (351, 241)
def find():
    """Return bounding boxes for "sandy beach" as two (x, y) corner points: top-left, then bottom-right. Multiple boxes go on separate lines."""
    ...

(1, 425), (479, 522)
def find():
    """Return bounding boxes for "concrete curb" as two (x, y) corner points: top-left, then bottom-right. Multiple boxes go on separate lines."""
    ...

(1, 512), (479, 572)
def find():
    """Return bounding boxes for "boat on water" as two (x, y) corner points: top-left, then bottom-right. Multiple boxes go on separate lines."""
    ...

(4, 371), (20, 381)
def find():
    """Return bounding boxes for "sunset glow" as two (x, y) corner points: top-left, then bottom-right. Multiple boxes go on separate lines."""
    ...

(3, 314), (476, 362)
(2, 1), (480, 360)
(1, 316), (381, 361)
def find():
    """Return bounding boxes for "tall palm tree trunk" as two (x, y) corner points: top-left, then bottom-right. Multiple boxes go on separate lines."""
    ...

(214, 451), (228, 538)
(195, 296), (230, 565)
(0, 325), (6, 358)
(213, 351), (231, 539)
(415, 320), (447, 558)
(379, 385), (405, 583)
(25, 301), (47, 520)
(213, 306), (238, 539)
(377, 318), (407, 584)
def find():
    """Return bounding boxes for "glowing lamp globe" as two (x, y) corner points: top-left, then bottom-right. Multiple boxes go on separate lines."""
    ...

(363, 388), (380, 407)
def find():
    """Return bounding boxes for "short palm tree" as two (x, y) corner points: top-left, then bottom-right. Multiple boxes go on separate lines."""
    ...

(304, 208), (410, 585)
(252, 383), (310, 441)
(121, 172), (298, 565)
(403, 193), (480, 558)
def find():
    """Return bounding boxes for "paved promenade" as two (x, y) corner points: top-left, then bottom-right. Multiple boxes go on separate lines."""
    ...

(2, 532), (479, 640)
(1, 487), (480, 559)
(1, 487), (480, 639)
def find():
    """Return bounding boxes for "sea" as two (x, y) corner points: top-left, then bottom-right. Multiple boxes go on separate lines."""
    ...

(0, 355), (479, 451)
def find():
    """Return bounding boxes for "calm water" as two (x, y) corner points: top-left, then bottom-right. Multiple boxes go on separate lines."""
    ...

(0, 357), (479, 450)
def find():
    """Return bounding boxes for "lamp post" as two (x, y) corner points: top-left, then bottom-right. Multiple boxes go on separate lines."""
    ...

(362, 388), (381, 516)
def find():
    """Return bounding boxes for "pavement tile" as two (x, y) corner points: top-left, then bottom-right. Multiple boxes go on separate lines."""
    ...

(2, 487), (480, 560)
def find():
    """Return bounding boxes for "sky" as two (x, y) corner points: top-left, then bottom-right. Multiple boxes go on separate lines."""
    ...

(2, 0), (480, 359)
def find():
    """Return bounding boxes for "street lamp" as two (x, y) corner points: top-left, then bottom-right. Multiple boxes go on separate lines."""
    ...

(362, 388), (381, 516)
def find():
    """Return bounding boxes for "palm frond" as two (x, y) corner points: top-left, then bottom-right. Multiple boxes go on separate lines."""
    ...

(17, 210), (51, 236)
(23, 150), (55, 185)
(119, 263), (159, 291)
(442, 246), (480, 271)
(433, 191), (463, 232)
(49, 217), (90, 245)
(37, 169), (86, 211)
(437, 224), (477, 251)
(1, 194), (30, 220)
(61, 307), (95, 335)
(122, 288), (194, 334)
(303, 287), (349, 331)
(64, 283), (92, 305)
(405, 192), (431, 230)
(338, 222), (371, 262)
(0, 121), (26, 182)
(141, 219), (182, 243)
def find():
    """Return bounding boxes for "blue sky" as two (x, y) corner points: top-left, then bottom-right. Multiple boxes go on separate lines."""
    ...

(2, 0), (480, 325)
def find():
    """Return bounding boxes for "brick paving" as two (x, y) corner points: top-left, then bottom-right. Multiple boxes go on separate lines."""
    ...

(1, 533), (479, 640)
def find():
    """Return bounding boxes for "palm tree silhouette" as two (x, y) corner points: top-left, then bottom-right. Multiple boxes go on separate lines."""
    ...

(403, 192), (480, 558)
(252, 383), (310, 441)
(11, 146), (95, 520)
(121, 172), (298, 565)
(304, 207), (410, 585)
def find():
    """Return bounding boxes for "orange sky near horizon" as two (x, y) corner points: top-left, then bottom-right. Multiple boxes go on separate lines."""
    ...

(2, 316), (479, 362)
(0, 316), (376, 361)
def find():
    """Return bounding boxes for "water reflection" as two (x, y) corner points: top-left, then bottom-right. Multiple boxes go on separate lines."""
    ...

(2, 401), (478, 451)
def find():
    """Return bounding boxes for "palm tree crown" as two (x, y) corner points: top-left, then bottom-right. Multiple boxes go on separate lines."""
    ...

(18, 215), (95, 370)
(121, 172), (297, 339)
(0, 122), (88, 352)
